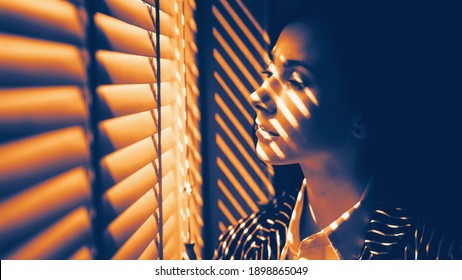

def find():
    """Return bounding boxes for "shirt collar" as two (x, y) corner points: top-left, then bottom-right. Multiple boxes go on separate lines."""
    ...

(281, 177), (378, 260)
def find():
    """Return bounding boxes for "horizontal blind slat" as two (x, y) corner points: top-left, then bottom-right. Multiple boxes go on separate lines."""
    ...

(98, 0), (175, 37)
(163, 216), (181, 260)
(69, 246), (92, 260)
(112, 214), (157, 260)
(99, 111), (156, 154)
(162, 175), (177, 221)
(0, 0), (92, 261)
(102, 165), (160, 224)
(100, 137), (154, 188)
(99, 107), (174, 154)
(95, 12), (176, 58)
(97, 83), (177, 119)
(5, 206), (91, 260)
(103, 189), (157, 256)
(96, 50), (177, 84)
(0, 0), (84, 45)
(100, 136), (174, 188)
(154, 128), (176, 156)
(142, 0), (175, 16)
(162, 176), (180, 260)
(102, 161), (175, 224)
(0, 34), (86, 87)
(103, 171), (176, 258)
(102, 153), (175, 223)
(0, 167), (90, 252)
(0, 87), (87, 140)
(0, 127), (89, 196)
(138, 239), (158, 260)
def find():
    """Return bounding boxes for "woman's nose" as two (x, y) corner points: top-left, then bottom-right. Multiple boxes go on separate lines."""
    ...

(249, 79), (277, 115)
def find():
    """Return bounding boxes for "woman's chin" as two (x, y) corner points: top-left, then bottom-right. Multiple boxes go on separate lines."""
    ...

(256, 143), (290, 165)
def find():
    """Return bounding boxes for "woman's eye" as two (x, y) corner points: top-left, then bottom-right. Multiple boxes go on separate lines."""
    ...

(288, 73), (310, 90)
(288, 79), (306, 90)
(261, 69), (273, 78)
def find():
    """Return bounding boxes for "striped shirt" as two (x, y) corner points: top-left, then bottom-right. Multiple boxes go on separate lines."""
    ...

(213, 182), (462, 260)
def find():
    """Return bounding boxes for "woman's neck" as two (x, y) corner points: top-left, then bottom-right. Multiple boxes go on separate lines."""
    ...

(299, 141), (371, 230)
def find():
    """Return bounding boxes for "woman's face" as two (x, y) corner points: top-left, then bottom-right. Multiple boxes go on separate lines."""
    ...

(250, 19), (359, 165)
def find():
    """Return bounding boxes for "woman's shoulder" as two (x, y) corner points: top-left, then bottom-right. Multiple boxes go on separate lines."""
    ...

(362, 200), (462, 260)
(213, 192), (298, 260)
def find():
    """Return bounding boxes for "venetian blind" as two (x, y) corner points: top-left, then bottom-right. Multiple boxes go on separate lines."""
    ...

(0, 0), (201, 260)
(0, 0), (93, 260)
(181, 0), (203, 259)
(94, 0), (196, 260)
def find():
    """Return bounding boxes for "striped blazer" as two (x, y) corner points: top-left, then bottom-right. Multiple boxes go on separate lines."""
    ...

(213, 189), (462, 260)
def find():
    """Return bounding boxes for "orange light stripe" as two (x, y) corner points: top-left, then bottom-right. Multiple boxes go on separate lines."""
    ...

(214, 71), (253, 125)
(186, 100), (200, 120)
(215, 113), (273, 192)
(257, 77), (301, 131)
(274, 95), (299, 129)
(212, 6), (265, 74)
(218, 179), (248, 218)
(219, 221), (227, 232)
(213, 49), (254, 103)
(186, 83), (197, 100)
(193, 191), (204, 211)
(7, 206), (90, 260)
(268, 117), (290, 140)
(219, 1), (267, 60)
(187, 144), (202, 166)
(187, 0), (196, 10)
(269, 141), (285, 159)
(187, 61), (199, 78)
(216, 134), (267, 203)
(187, 161), (203, 185)
(287, 89), (310, 118)
(214, 95), (254, 149)
(187, 81), (199, 98)
(303, 87), (319, 107)
(218, 199), (237, 226)
(186, 118), (201, 142)
(188, 40), (198, 53)
(217, 156), (259, 212)
(190, 199), (203, 222)
(187, 141), (202, 165)
(213, 28), (260, 90)
(235, 0), (270, 44)
(70, 246), (92, 260)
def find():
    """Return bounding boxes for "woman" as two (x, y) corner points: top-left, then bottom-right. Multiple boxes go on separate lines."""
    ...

(214, 0), (462, 260)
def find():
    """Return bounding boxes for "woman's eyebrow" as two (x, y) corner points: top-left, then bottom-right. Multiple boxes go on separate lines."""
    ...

(269, 50), (313, 73)
(282, 59), (314, 73)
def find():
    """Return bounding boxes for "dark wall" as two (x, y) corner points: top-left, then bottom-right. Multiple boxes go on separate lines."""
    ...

(197, 0), (272, 259)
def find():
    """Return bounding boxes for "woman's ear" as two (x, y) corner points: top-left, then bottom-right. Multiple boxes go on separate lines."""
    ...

(351, 117), (367, 139)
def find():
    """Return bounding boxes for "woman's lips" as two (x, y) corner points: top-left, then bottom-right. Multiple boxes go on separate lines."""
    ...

(255, 119), (279, 139)
(258, 125), (279, 136)
(256, 126), (274, 141)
